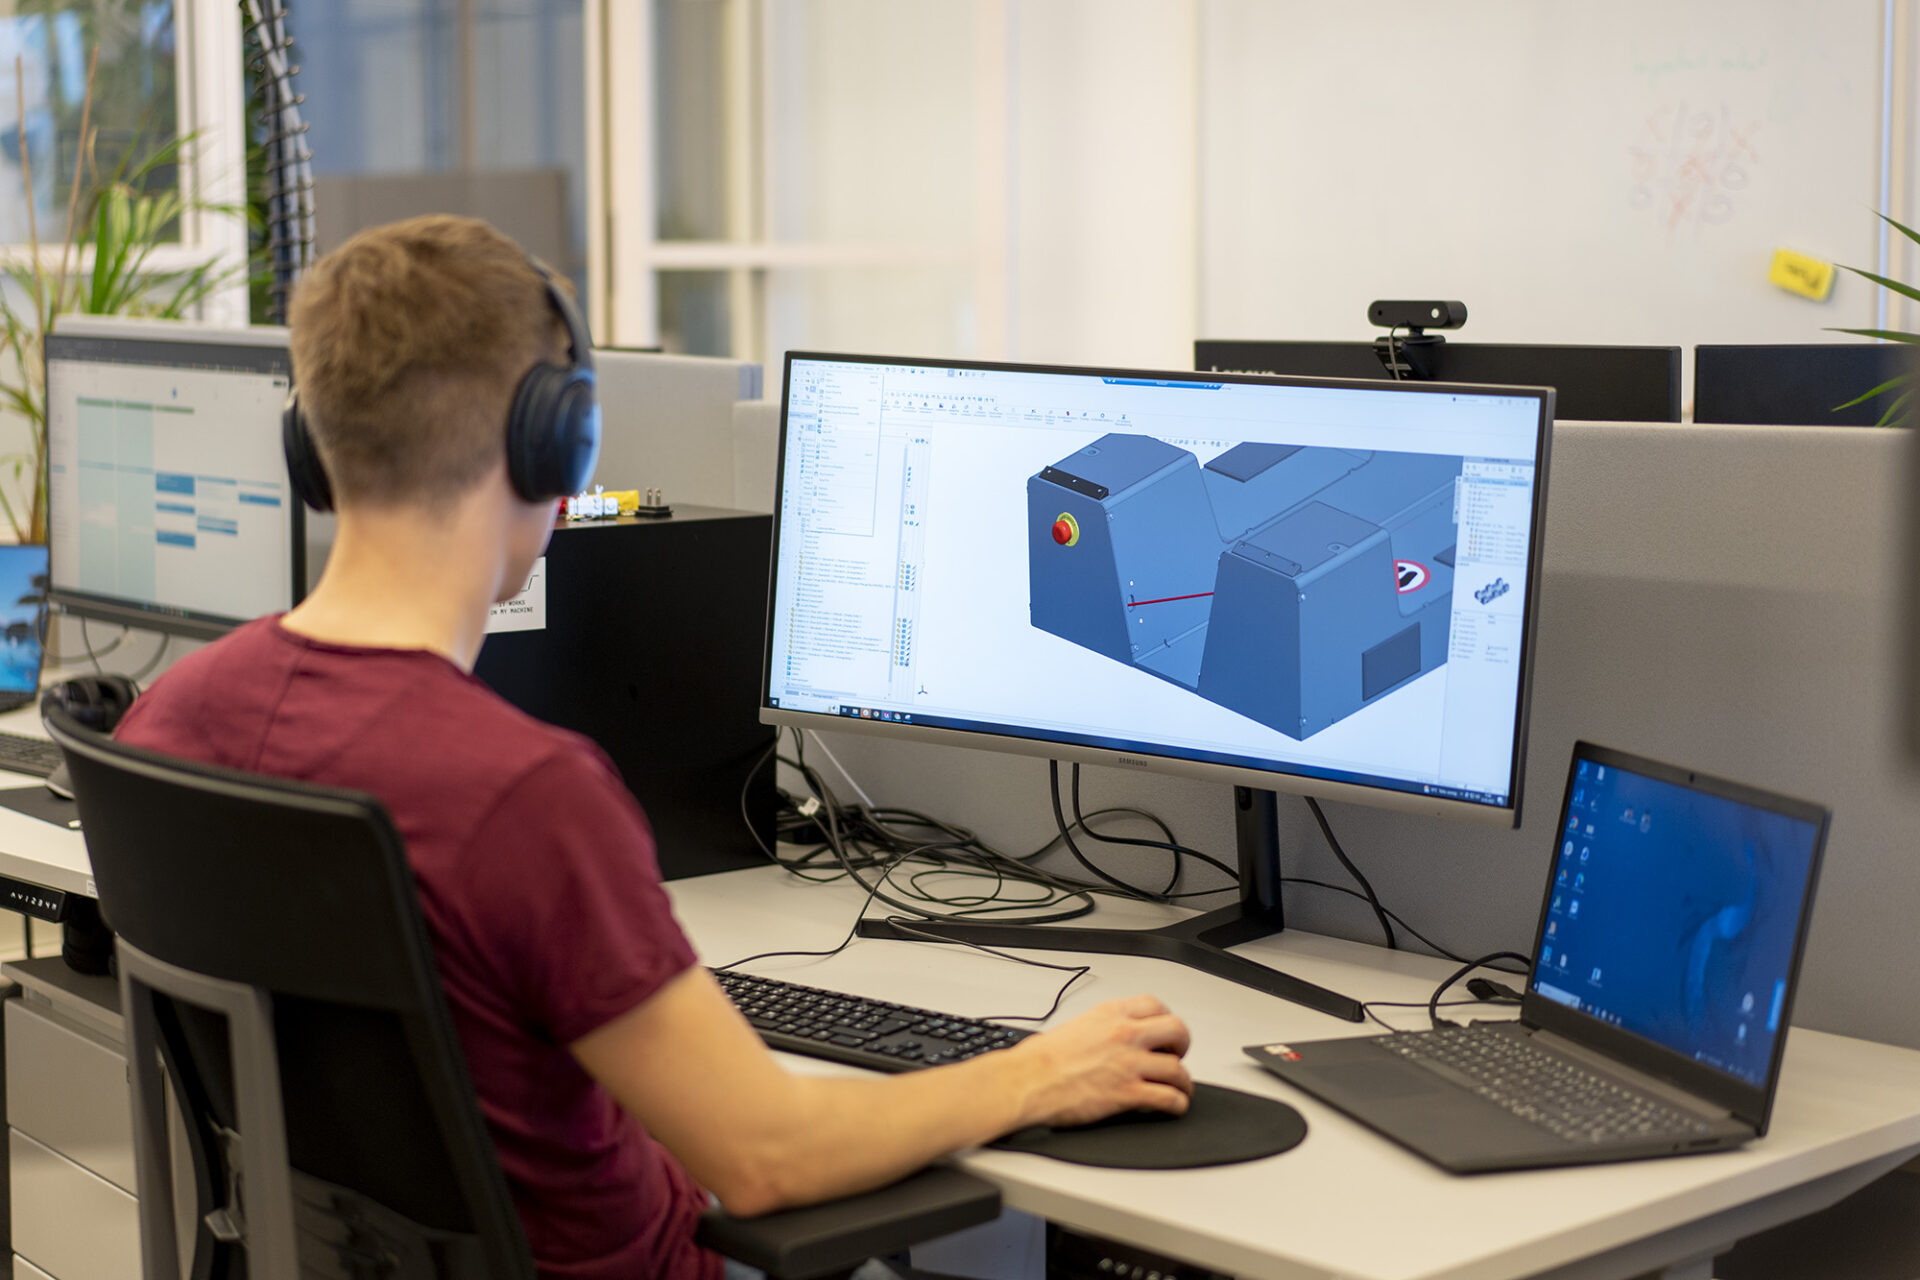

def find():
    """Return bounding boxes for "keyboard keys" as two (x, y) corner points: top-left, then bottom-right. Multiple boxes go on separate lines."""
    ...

(1373, 1025), (1713, 1144)
(714, 968), (1029, 1074)
(0, 731), (61, 779)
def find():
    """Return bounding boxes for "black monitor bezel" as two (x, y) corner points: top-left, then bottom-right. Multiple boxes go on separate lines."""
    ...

(1521, 741), (1831, 1131)
(762, 350), (1555, 829)
(1693, 342), (1910, 426)
(44, 330), (304, 641)
(1194, 339), (1683, 423)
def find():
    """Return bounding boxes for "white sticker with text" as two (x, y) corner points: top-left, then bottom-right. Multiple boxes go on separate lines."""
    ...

(486, 557), (547, 633)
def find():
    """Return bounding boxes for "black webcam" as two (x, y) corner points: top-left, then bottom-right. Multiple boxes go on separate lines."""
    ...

(1369, 300), (1468, 332)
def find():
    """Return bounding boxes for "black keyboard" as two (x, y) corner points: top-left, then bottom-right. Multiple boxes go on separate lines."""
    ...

(0, 731), (61, 779)
(714, 969), (1030, 1073)
(1373, 1025), (1715, 1144)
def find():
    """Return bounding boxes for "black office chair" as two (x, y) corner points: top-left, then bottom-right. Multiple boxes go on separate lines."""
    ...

(44, 708), (998, 1280)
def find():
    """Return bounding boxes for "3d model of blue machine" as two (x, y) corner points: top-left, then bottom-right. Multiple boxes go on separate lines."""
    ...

(1028, 434), (1462, 740)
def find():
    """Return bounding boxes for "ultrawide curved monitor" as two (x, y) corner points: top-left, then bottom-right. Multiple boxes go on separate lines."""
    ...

(762, 354), (1554, 827)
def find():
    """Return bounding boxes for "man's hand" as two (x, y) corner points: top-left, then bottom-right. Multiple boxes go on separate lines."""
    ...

(1000, 995), (1192, 1129)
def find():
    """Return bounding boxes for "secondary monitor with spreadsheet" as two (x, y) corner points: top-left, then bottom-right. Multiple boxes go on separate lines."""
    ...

(45, 320), (301, 640)
(764, 355), (1554, 826)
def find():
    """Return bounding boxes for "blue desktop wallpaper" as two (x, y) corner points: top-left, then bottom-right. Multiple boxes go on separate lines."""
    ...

(0, 544), (47, 693)
(1532, 757), (1821, 1087)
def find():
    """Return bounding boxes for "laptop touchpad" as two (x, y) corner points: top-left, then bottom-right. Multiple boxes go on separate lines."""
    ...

(1315, 1061), (1449, 1099)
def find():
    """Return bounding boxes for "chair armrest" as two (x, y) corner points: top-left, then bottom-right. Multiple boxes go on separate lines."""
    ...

(695, 1166), (1001, 1280)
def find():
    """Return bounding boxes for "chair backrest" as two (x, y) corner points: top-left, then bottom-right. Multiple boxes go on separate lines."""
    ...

(45, 705), (533, 1280)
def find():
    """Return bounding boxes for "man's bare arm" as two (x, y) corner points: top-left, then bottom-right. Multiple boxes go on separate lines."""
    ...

(571, 967), (1191, 1217)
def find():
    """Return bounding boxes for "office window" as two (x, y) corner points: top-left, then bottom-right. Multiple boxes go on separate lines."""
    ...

(0, 1), (249, 320)
(592, 0), (1197, 370)
(289, 0), (589, 299)
(0, 1), (177, 247)
(598, 0), (998, 363)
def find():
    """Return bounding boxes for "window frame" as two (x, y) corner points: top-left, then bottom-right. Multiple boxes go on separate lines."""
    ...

(584, 0), (1010, 363)
(0, 1), (249, 326)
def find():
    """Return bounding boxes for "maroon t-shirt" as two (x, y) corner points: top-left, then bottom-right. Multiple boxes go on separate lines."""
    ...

(116, 617), (718, 1280)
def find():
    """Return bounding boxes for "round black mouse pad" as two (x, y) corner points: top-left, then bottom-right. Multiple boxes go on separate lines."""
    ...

(987, 1083), (1306, 1169)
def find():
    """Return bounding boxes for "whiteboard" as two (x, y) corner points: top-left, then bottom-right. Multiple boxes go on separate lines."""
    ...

(1198, 2), (1898, 403)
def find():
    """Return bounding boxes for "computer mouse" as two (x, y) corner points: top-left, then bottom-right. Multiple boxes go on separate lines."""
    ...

(45, 760), (74, 801)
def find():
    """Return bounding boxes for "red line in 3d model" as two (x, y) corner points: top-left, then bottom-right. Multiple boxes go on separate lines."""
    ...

(1127, 591), (1215, 607)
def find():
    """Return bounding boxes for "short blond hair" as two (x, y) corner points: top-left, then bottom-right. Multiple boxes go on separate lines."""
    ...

(288, 215), (563, 506)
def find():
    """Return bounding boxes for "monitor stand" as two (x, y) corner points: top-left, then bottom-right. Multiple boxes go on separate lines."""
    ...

(854, 786), (1365, 1023)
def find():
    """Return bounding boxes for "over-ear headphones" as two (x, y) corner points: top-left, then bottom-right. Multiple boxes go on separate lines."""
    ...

(40, 675), (140, 734)
(281, 258), (601, 512)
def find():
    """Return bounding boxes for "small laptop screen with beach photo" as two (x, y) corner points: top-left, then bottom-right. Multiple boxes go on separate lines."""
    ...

(0, 544), (49, 708)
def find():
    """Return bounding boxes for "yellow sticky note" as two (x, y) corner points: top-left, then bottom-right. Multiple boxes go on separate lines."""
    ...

(1769, 248), (1835, 302)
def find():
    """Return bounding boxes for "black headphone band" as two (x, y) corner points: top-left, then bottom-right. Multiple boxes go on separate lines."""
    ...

(531, 259), (594, 377)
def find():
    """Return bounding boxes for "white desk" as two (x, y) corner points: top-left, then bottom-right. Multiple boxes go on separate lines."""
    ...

(667, 865), (1920, 1280)
(0, 704), (90, 900)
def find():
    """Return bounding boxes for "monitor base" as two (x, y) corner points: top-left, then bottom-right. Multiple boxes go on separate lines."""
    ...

(853, 902), (1365, 1023)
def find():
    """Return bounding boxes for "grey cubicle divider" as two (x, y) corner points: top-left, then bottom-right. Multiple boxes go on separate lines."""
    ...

(590, 351), (763, 508)
(732, 399), (780, 514)
(810, 422), (1920, 1052)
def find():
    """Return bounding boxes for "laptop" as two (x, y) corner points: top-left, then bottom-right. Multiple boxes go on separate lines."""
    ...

(1245, 742), (1830, 1172)
(0, 544), (48, 714)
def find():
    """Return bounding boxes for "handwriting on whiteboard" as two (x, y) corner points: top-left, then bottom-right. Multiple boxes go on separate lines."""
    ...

(1628, 101), (1762, 237)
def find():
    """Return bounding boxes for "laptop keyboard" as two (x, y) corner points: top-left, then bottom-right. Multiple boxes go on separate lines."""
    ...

(1373, 1025), (1716, 1144)
(0, 731), (62, 779)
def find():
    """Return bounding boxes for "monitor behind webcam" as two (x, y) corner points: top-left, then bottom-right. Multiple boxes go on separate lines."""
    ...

(1196, 340), (1681, 423)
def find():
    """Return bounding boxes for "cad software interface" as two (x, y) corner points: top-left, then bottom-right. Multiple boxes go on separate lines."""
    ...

(47, 338), (294, 627)
(1532, 755), (1822, 1087)
(766, 356), (1546, 807)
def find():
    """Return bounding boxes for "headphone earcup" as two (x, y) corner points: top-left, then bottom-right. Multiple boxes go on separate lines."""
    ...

(41, 675), (139, 733)
(281, 388), (335, 513)
(95, 676), (138, 728)
(505, 363), (601, 501)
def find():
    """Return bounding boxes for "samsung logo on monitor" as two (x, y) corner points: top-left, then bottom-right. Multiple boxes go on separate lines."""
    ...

(1112, 754), (1157, 770)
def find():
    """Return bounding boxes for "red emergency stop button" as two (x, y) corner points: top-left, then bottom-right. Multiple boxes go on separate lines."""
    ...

(1052, 513), (1080, 546)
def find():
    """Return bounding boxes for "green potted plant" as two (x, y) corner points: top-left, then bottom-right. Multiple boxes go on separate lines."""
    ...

(0, 51), (248, 544)
(1831, 213), (1920, 427)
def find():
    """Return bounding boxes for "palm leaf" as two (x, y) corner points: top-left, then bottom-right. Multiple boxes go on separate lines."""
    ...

(1825, 327), (1920, 344)
(1832, 373), (1911, 412)
(1836, 264), (1920, 308)
(1874, 388), (1914, 427)
(1876, 211), (1920, 252)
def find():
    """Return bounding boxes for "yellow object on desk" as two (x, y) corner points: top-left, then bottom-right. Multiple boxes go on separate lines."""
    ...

(1768, 248), (1835, 301)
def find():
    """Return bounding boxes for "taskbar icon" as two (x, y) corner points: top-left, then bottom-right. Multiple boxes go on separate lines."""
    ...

(836, 704), (913, 724)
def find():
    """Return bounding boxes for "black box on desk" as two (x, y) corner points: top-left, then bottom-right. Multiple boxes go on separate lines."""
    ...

(473, 506), (775, 878)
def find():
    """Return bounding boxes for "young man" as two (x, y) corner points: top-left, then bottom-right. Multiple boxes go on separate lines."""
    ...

(115, 215), (1193, 1280)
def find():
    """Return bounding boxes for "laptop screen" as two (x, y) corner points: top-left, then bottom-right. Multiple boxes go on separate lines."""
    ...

(0, 544), (48, 697)
(1530, 748), (1824, 1088)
